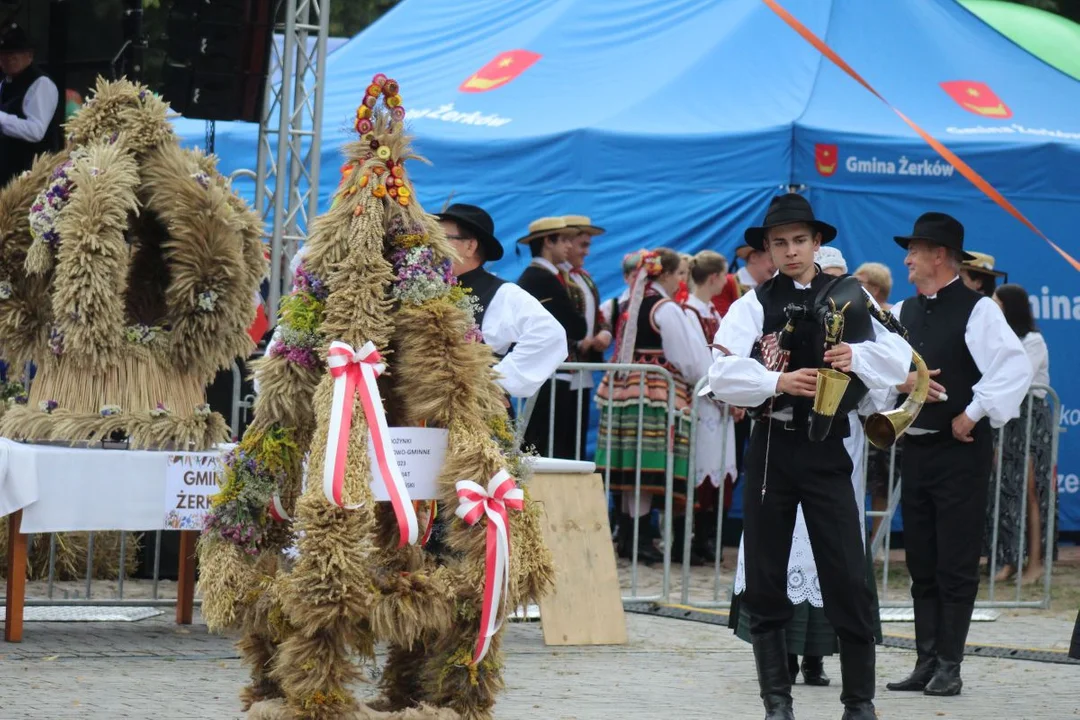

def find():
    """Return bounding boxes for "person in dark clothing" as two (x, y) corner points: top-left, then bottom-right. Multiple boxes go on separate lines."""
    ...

(0, 24), (61, 187)
(707, 194), (911, 720)
(885, 213), (1031, 698)
(515, 216), (587, 459)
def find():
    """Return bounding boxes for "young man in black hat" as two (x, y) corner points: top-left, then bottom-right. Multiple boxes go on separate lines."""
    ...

(436, 203), (567, 401)
(706, 194), (911, 720)
(0, 23), (60, 186)
(886, 212), (1031, 698)
(515, 217), (588, 458)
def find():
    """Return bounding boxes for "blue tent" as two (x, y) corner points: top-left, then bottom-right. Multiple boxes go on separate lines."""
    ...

(175, 0), (1080, 531)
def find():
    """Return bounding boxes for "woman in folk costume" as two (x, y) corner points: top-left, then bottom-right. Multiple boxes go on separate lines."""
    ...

(682, 250), (739, 564)
(728, 245), (881, 689)
(595, 248), (712, 565)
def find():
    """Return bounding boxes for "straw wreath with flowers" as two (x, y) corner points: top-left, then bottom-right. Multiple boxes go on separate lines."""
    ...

(197, 73), (552, 720)
(0, 78), (265, 450)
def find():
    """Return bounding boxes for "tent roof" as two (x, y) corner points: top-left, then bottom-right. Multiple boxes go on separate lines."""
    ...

(796, 0), (1080, 141)
(173, 0), (1080, 227)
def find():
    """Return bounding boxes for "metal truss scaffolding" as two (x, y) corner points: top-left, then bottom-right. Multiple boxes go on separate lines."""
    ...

(254, 0), (331, 321)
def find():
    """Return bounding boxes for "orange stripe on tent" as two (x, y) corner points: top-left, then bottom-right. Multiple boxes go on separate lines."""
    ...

(762, 0), (1080, 272)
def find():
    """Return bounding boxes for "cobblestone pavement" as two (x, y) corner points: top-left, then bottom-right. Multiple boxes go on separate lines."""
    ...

(1, 609), (1078, 719)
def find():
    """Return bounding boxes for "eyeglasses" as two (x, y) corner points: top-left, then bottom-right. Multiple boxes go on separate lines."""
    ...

(445, 234), (470, 241)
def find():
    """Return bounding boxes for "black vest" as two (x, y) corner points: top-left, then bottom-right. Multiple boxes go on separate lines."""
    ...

(633, 294), (667, 356)
(753, 272), (865, 436)
(898, 280), (983, 431)
(0, 64), (62, 187)
(458, 266), (507, 335)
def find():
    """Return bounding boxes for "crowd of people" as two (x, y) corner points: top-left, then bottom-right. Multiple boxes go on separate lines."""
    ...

(428, 193), (1067, 717)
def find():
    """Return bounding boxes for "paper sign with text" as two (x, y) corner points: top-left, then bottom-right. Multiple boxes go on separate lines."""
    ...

(369, 427), (448, 501)
(163, 452), (224, 530)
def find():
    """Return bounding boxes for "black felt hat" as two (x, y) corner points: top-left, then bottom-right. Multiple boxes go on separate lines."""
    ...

(0, 24), (32, 54)
(436, 203), (503, 262)
(744, 193), (837, 251)
(893, 212), (975, 261)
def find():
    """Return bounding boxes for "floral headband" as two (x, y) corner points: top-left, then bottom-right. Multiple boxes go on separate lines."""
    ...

(637, 250), (663, 278)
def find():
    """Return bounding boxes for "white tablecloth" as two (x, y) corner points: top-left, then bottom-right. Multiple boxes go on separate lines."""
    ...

(0, 435), (596, 534)
(0, 438), (225, 533)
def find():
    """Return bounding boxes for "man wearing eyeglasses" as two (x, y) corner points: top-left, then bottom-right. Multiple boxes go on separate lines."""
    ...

(436, 203), (567, 402)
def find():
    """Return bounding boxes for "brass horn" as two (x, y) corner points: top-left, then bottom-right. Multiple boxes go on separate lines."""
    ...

(864, 350), (930, 449)
(808, 368), (852, 441)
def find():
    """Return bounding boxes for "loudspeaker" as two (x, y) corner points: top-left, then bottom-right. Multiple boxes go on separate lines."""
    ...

(161, 0), (274, 122)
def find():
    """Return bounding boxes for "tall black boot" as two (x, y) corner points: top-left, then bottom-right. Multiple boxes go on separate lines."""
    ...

(800, 655), (830, 686)
(886, 597), (938, 691)
(615, 513), (632, 559)
(838, 640), (876, 720)
(751, 630), (795, 720)
(673, 516), (707, 566)
(692, 509), (718, 563)
(629, 514), (663, 565)
(924, 602), (972, 697)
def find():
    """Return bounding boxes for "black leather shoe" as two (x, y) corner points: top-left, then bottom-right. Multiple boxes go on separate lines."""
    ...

(839, 640), (876, 720)
(801, 655), (831, 686)
(886, 597), (938, 691)
(752, 630), (795, 720)
(924, 602), (972, 697)
(788, 654), (800, 684)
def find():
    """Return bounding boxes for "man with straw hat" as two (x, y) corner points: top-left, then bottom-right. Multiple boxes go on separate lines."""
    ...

(734, 243), (776, 293)
(886, 213), (1030, 699)
(561, 214), (612, 456)
(516, 216), (588, 459)
(436, 203), (567, 400)
(706, 193), (912, 720)
(958, 250), (1006, 298)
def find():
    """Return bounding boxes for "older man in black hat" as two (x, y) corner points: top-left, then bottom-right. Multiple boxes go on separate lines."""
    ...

(0, 23), (60, 186)
(706, 194), (911, 720)
(436, 203), (567, 401)
(885, 212), (1031, 698)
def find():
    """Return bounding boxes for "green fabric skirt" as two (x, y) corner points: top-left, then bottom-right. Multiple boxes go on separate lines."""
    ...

(595, 403), (690, 498)
(730, 594), (839, 656)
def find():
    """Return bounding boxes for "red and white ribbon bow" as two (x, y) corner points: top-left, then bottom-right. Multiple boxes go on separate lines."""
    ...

(323, 340), (418, 547)
(267, 494), (291, 522)
(455, 469), (524, 665)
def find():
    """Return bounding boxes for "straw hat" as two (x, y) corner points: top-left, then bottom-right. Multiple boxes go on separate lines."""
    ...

(962, 250), (1007, 278)
(561, 215), (605, 236)
(515, 216), (568, 245)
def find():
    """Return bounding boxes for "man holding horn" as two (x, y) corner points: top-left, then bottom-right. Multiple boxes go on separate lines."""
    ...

(706, 194), (911, 720)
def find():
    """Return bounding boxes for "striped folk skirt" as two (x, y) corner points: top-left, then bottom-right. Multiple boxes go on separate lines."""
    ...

(594, 367), (692, 501)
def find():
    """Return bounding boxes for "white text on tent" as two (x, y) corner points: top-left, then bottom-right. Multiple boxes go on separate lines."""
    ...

(410, 103), (513, 128)
(843, 155), (956, 177)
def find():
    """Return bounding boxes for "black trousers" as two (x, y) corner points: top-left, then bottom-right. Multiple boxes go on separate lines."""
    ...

(523, 379), (578, 459)
(742, 421), (875, 645)
(901, 421), (993, 605)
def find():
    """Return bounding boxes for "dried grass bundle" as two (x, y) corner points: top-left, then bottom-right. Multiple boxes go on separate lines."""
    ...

(0, 529), (139, 581)
(203, 74), (552, 720)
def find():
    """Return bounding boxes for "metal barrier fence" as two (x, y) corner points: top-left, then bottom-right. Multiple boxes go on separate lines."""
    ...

(1, 356), (1061, 615)
(514, 362), (680, 602)
(516, 365), (1062, 613)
